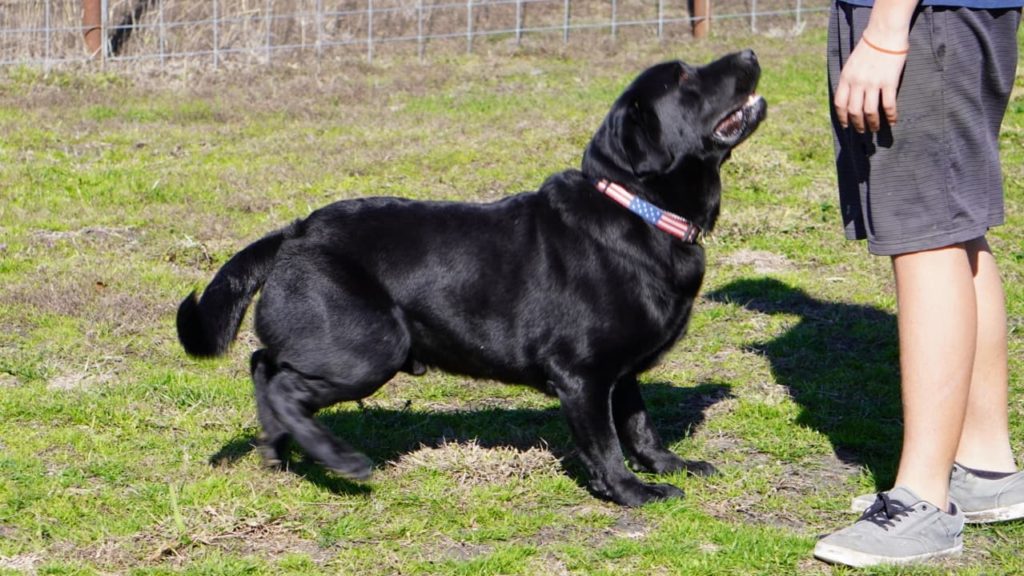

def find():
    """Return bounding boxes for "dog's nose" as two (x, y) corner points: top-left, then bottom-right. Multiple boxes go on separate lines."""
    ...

(739, 49), (758, 66)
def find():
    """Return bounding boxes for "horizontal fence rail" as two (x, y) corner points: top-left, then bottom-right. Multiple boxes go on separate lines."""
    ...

(1, 0), (829, 67)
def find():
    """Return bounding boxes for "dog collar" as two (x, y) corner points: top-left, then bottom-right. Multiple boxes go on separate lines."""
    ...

(595, 179), (702, 243)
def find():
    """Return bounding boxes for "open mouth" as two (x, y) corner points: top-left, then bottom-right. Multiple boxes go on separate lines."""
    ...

(713, 93), (765, 143)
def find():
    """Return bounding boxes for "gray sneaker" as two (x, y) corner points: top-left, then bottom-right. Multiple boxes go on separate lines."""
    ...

(850, 463), (1024, 524)
(815, 486), (964, 567)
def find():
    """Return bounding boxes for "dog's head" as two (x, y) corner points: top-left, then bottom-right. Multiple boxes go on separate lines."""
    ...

(582, 50), (766, 229)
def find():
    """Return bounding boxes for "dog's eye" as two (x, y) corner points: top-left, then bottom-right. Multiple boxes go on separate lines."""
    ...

(678, 68), (690, 84)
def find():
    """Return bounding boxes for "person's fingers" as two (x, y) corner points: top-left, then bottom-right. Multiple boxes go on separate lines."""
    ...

(881, 84), (898, 126)
(847, 87), (866, 134)
(864, 88), (881, 133)
(834, 81), (850, 129)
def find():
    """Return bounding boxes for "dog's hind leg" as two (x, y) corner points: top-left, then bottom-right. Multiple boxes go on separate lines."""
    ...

(612, 376), (716, 477)
(251, 349), (291, 469)
(258, 306), (410, 479)
(254, 258), (413, 480)
(548, 364), (684, 507)
(264, 367), (378, 480)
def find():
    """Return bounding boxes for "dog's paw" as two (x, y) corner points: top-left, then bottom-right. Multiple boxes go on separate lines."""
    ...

(323, 451), (374, 481)
(630, 451), (686, 474)
(630, 452), (717, 477)
(257, 434), (290, 469)
(680, 459), (717, 477)
(605, 477), (685, 507)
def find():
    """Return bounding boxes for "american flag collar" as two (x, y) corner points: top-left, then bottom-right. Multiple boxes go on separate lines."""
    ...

(595, 179), (702, 243)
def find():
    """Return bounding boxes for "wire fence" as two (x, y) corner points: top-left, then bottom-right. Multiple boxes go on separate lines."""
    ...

(1, 0), (829, 67)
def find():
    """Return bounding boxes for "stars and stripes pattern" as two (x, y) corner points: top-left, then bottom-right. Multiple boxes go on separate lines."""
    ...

(595, 179), (702, 243)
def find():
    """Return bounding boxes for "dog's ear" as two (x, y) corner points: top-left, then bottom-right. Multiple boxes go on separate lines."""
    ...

(621, 101), (673, 178)
(584, 98), (674, 180)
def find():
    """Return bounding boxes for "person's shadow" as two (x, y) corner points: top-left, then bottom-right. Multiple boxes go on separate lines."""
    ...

(209, 380), (733, 496)
(706, 277), (902, 490)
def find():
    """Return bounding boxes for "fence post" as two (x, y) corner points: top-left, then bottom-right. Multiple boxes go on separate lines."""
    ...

(563, 0), (570, 43)
(417, 0), (425, 60)
(316, 0), (323, 59)
(611, 0), (617, 39)
(213, 0), (220, 68)
(368, 0), (375, 62)
(101, 0), (109, 58)
(45, 0), (52, 67)
(692, 0), (709, 38)
(160, 0), (167, 64)
(515, 0), (523, 45)
(657, 0), (664, 38)
(466, 0), (472, 53)
(265, 0), (272, 63)
(750, 0), (757, 32)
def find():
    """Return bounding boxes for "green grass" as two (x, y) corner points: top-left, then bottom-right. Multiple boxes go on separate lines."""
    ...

(2, 28), (1024, 575)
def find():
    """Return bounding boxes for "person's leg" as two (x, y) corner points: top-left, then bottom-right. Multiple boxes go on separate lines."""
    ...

(814, 244), (974, 567)
(890, 243), (977, 510)
(955, 236), (1017, 472)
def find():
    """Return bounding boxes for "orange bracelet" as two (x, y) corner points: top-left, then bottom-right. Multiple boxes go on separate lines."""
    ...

(860, 35), (909, 55)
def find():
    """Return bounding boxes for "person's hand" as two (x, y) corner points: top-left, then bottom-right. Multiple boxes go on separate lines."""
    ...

(833, 27), (909, 133)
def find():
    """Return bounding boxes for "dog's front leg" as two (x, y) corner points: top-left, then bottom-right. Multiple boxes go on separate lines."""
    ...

(612, 376), (716, 477)
(549, 365), (684, 506)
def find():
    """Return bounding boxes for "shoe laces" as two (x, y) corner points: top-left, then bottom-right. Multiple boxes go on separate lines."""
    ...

(859, 493), (913, 530)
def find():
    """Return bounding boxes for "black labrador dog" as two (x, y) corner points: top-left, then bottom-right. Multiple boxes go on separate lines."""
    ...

(177, 50), (766, 506)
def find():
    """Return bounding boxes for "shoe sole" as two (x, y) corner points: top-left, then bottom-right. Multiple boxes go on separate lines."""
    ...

(850, 498), (1024, 524)
(813, 541), (963, 568)
(964, 501), (1024, 524)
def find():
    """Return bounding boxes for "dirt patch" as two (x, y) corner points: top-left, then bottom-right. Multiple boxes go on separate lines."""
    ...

(36, 515), (330, 571)
(162, 521), (328, 564)
(0, 372), (21, 388)
(527, 552), (573, 576)
(0, 553), (43, 573)
(420, 535), (495, 563)
(30, 226), (141, 250)
(526, 503), (650, 551)
(720, 249), (795, 274)
(47, 367), (118, 391)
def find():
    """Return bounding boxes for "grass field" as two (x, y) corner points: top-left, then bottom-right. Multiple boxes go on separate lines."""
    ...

(1, 26), (1023, 575)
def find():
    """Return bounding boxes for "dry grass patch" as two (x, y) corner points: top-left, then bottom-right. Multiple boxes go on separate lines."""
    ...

(46, 367), (118, 391)
(385, 439), (563, 487)
(0, 553), (44, 573)
(720, 249), (796, 274)
(30, 226), (142, 249)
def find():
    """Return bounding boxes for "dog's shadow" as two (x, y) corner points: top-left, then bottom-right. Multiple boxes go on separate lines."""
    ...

(706, 277), (902, 489)
(210, 381), (733, 496)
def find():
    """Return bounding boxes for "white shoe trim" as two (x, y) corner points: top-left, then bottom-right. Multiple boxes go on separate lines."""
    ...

(813, 541), (963, 568)
(963, 501), (1024, 524)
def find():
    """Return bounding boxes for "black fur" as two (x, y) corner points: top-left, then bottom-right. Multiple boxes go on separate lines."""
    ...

(177, 51), (766, 506)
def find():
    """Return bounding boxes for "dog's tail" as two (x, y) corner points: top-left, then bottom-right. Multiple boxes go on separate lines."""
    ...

(176, 223), (297, 357)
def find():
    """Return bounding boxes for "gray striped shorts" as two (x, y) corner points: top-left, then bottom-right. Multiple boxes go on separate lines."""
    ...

(827, 3), (1020, 256)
